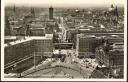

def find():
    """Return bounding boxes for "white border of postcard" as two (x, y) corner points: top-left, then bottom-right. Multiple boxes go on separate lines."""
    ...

(1, 0), (127, 81)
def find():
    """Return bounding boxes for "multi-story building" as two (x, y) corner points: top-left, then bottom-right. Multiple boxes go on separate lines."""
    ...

(106, 36), (124, 45)
(4, 35), (54, 73)
(95, 44), (124, 78)
(49, 6), (53, 19)
(45, 22), (60, 34)
(76, 34), (101, 58)
(112, 42), (124, 51)
(4, 36), (17, 43)
(4, 38), (34, 66)
(5, 16), (11, 36)
(95, 45), (123, 67)
(28, 28), (45, 36)
(33, 35), (54, 57)
(29, 23), (45, 36)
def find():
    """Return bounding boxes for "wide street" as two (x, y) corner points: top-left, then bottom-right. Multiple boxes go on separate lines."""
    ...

(21, 49), (97, 78)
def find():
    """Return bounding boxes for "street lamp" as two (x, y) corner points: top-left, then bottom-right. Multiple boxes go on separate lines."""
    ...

(34, 51), (36, 72)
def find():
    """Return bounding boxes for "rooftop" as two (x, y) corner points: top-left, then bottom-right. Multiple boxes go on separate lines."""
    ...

(5, 36), (17, 40)
(77, 34), (96, 38)
(4, 36), (53, 47)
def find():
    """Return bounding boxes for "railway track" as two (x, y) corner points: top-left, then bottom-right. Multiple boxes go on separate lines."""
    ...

(4, 55), (34, 69)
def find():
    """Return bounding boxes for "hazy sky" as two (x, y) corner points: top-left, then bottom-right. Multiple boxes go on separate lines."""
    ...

(5, 0), (125, 7)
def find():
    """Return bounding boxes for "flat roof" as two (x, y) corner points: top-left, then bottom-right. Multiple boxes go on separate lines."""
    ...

(31, 36), (53, 40)
(5, 36), (17, 40)
(77, 34), (96, 38)
(4, 36), (53, 47)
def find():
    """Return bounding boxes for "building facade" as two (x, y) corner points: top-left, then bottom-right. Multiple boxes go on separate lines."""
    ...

(95, 45), (124, 78)
(4, 38), (34, 66)
(76, 34), (101, 58)
(49, 6), (53, 19)
(33, 37), (54, 57)
(4, 36), (54, 68)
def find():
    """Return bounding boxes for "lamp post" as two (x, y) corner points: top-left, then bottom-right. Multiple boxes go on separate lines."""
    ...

(34, 51), (36, 72)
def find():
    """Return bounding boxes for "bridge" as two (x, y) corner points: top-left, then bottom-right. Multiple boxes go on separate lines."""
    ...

(54, 43), (73, 49)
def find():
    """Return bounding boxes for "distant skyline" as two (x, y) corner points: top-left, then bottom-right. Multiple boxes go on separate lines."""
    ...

(5, 0), (124, 8)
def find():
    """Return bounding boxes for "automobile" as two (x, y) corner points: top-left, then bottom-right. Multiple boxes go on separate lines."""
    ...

(65, 74), (70, 77)
(85, 60), (89, 62)
(88, 63), (92, 67)
(41, 60), (49, 64)
(86, 66), (89, 68)
(81, 63), (86, 67)
(46, 58), (51, 61)
(88, 62), (91, 64)
(48, 64), (51, 66)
